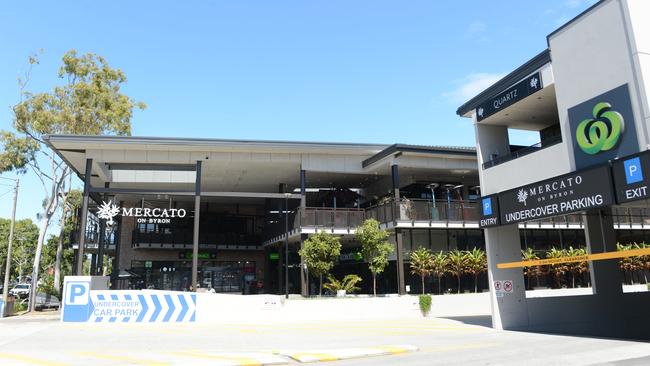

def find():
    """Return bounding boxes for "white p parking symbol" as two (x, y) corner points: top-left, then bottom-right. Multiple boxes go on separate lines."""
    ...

(65, 282), (89, 305)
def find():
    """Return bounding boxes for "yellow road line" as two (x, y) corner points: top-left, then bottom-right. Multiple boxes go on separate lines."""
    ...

(166, 351), (262, 366)
(497, 247), (650, 269)
(289, 352), (338, 362)
(376, 346), (411, 354)
(76, 352), (170, 366)
(0, 353), (69, 366)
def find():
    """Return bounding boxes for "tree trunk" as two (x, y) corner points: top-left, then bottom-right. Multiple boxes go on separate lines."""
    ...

(421, 275), (425, 294)
(319, 274), (322, 297)
(438, 276), (442, 295)
(29, 209), (53, 312)
(373, 273), (376, 296)
(474, 274), (478, 293)
(53, 207), (68, 293)
(457, 274), (460, 294)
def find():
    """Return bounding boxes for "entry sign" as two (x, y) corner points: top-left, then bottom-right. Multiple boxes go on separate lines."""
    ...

(612, 150), (650, 204)
(478, 194), (500, 228)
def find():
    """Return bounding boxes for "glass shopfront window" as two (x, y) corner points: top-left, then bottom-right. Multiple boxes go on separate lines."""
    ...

(130, 260), (256, 293)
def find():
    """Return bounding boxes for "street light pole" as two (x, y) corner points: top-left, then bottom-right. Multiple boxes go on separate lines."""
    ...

(284, 193), (290, 299)
(2, 177), (19, 317)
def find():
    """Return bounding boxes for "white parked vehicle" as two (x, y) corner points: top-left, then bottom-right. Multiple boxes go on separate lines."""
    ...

(9, 284), (31, 298)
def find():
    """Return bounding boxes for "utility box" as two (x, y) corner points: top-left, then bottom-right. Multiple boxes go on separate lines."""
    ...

(0, 296), (15, 318)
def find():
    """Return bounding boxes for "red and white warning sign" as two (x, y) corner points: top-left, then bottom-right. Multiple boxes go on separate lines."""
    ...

(493, 280), (502, 291)
(503, 280), (513, 293)
(494, 280), (513, 297)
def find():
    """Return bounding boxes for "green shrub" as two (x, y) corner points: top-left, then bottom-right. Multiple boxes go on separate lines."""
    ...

(419, 294), (432, 316)
(323, 274), (362, 294)
(13, 299), (28, 314)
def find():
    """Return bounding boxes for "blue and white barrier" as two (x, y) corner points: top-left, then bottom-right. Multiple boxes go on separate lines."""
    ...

(62, 277), (196, 323)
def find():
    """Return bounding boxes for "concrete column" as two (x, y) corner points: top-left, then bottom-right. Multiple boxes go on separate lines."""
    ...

(584, 208), (622, 296)
(192, 161), (202, 290)
(300, 233), (309, 297)
(485, 224), (529, 330)
(299, 170), (308, 297)
(395, 229), (406, 295)
(277, 195), (283, 295)
(300, 170), (306, 209)
(76, 158), (93, 275)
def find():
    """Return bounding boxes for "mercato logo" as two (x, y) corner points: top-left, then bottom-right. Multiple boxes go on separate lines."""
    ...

(522, 175), (583, 204)
(576, 102), (624, 155)
(98, 201), (187, 225)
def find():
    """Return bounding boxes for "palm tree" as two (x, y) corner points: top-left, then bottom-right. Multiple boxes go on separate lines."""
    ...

(464, 248), (487, 293)
(430, 251), (448, 295)
(521, 248), (539, 290)
(546, 247), (569, 288)
(617, 243), (638, 284)
(409, 247), (434, 294)
(565, 246), (588, 288)
(638, 242), (650, 284)
(446, 250), (467, 294)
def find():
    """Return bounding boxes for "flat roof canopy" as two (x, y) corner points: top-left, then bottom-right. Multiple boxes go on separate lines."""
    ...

(45, 135), (478, 194)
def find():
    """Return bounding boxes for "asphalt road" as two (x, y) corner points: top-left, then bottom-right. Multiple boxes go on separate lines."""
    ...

(1, 311), (650, 365)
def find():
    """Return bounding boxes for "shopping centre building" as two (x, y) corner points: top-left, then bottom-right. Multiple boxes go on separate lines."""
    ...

(45, 0), (650, 338)
(46, 135), (486, 296)
(457, 0), (650, 338)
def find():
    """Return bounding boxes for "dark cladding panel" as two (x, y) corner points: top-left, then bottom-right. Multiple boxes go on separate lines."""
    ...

(498, 165), (614, 225)
(475, 72), (542, 122)
(478, 194), (500, 228)
(612, 150), (650, 204)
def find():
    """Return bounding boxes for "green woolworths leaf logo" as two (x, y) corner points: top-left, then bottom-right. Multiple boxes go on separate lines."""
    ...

(576, 102), (624, 155)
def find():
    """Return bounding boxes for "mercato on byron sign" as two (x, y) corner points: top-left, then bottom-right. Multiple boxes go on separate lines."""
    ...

(497, 165), (614, 225)
(98, 200), (187, 225)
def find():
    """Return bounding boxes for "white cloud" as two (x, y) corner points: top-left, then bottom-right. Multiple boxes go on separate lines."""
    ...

(465, 21), (489, 42)
(443, 72), (506, 104)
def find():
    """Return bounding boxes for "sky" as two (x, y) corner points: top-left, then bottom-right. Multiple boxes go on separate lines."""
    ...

(0, 0), (597, 225)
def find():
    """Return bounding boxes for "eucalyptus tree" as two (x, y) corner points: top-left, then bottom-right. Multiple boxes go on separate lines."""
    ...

(356, 219), (393, 296)
(0, 50), (145, 310)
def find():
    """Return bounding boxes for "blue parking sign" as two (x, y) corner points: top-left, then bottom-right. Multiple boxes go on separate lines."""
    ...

(624, 157), (643, 184)
(482, 197), (492, 216)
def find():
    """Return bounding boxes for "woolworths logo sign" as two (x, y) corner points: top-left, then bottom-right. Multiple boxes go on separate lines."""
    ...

(575, 102), (624, 155)
(569, 84), (638, 170)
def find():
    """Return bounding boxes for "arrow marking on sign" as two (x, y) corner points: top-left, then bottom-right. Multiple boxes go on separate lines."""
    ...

(151, 295), (162, 322)
(136, 294), (148, 322)
(163, 295), (174, 322)
(177, 295), (188, 322)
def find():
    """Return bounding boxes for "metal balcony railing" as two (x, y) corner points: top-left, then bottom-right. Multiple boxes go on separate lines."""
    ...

(298, 207), (366, 228)
(483, 136), (562, 169)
